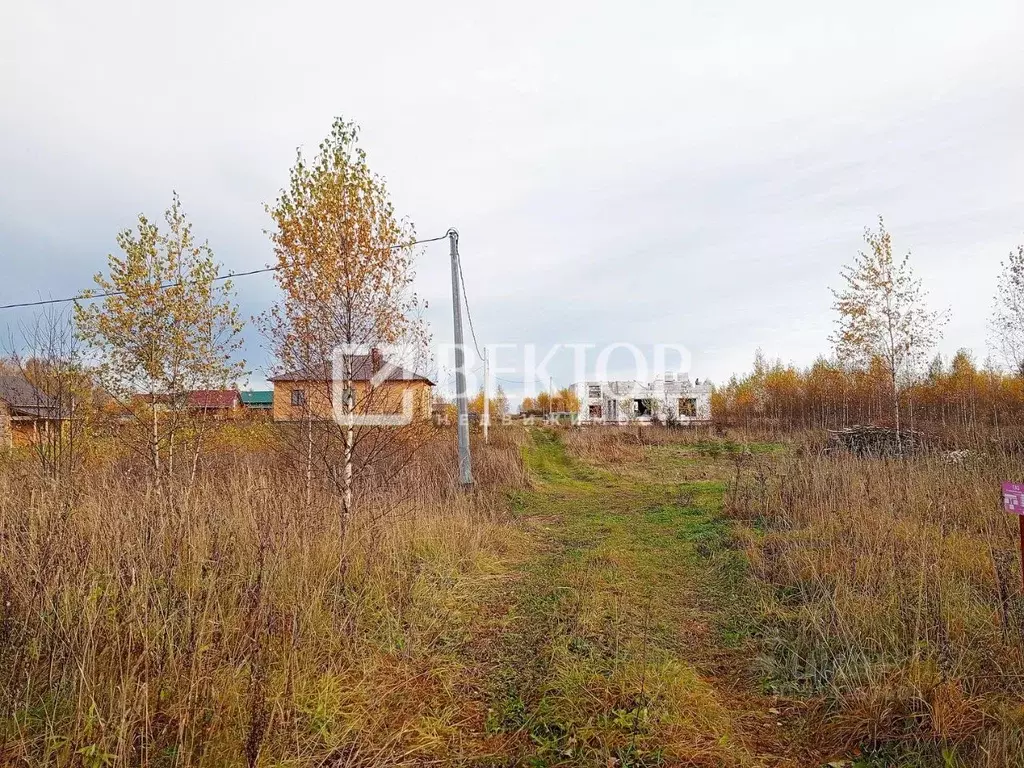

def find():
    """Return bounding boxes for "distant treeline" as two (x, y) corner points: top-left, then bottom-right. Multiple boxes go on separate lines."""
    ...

(711, 350), (1024, 433)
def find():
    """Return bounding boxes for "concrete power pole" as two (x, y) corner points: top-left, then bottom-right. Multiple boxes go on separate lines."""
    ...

(449, 229), (474, 487)
(483, 345), (490, 444)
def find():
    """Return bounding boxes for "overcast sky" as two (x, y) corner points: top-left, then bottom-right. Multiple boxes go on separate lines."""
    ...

(2, 0), (1022, 396)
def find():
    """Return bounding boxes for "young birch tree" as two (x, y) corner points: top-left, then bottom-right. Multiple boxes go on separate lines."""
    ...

(830, 217), (946, 452)
(264, 117), (430, 531)
(75, 194), (244, 478)
(989, 245), (1024, 376)
(6, 306), (93, 488)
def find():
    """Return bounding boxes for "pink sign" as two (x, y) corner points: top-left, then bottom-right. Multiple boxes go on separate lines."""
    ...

(1002, 482), (1024, 515)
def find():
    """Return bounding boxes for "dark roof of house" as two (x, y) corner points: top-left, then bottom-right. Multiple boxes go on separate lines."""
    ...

(187, 389), (240, 409)
(269, 356), (434, 385)
(240, 390), (273, 406)
(0, 375), (60, 418)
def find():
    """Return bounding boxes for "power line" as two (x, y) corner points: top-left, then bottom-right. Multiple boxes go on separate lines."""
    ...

(0, 234), (448, 312)
(399, 233), (450, 248)
(456, 248), (485, 361)
(0, 266), (279, 311)
(455, 254), (524, 386)
(453, 249), (525, 386)
(436, 367), (526, 386)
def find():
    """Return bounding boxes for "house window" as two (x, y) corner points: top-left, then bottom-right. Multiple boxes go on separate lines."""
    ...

(290, 389), (306, 407)
(589, 404), (602, 418)
(588, 385), (601, 398)
(635, 399), (651, 416)
(678, 397), (697, 417)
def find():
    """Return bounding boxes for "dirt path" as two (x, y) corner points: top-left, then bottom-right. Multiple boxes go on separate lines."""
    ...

(464, 429), (828, 767)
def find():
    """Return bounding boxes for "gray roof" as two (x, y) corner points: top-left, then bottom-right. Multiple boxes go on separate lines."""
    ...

(0, 375), (60, 418)
(270, 356), (433, 385)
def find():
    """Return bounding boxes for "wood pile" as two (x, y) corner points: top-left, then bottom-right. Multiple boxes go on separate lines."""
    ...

(826, 425), (932, 457)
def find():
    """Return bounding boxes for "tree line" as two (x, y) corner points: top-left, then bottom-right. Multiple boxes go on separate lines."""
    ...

(520, 388), (581, 417)
(711, 348), (1024, 433)
(712, 218), (1024, 438)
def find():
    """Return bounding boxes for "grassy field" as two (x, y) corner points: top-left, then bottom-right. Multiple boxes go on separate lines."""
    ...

(3, 425), (1024, 766)
(471, 429), (768, 766)
(727, 439), (1024, 767)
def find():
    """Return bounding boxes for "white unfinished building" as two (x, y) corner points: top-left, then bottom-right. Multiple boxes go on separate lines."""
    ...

(574, 374), (712, 424)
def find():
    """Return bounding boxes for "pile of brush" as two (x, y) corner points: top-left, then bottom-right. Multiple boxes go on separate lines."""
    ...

(826, 424), (932, 456)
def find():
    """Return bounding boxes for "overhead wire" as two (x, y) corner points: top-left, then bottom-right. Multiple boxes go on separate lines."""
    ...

(454, 251), (539, 387)
(454, 253), (534, 386)
(1, 231), (538, 385)
(0, 233), (448, 311)
(455, 249), (485, 362)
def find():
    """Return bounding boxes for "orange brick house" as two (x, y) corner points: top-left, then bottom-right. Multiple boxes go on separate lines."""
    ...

(269, 351), (433, 423)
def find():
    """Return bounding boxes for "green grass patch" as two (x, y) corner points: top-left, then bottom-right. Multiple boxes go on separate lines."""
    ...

(472, 430), (760, 766)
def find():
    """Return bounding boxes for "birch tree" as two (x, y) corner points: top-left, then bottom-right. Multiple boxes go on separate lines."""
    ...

(831, 217), (946, 452)
(264, 117), (430, 530)
(989, 245), (1024, 376)
(6, 306), (92, 487)
(75, 194), (244, 476)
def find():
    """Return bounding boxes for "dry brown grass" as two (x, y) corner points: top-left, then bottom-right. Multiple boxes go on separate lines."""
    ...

(561, 424), (720, 466)
(728, 446), (1024, 764)
(530, 425), (1024, 761)
(12, 417), (1024, 765)
(0, 426), (529, 767)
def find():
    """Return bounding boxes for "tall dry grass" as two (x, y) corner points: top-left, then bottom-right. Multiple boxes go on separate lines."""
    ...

(729, 447), (1024, 764)
(0, 426), (528, 766)
(560, 424), (719, 465)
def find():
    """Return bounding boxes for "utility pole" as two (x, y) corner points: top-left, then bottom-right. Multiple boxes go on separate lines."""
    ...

(449, 229), (473, 487)
(483, 345), (490, 444)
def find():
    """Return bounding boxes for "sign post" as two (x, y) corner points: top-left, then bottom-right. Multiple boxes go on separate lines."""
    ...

(1000, 481), (1024, 591)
